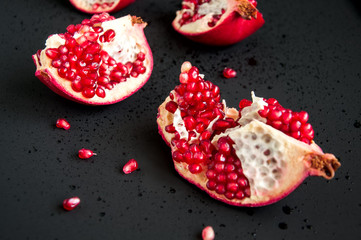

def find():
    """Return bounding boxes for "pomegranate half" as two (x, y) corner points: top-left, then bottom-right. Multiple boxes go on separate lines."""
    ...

(172, 0), (265, 46)
(157, 62), (341, 207)
(69, 0), (135, 14)
(33, 13), (153, 105)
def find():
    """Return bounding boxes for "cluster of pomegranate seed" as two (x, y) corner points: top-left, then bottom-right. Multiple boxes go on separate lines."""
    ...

(123, 159), (139, 174)
(206, 136), (250, 200)
(165, 62), (239, 173)
(44, 13), (147, 99)
(63, 197), (81, 211)
(179, 0), (225, 27)
(165, 62), (249, 202)
(222, 67), (236, 79)
(239, 98), (315, 144)
(56, 118), (71, 130)
(91, 1), (115, 11)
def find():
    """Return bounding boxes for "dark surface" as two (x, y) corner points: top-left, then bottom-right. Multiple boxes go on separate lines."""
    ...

(0, 0), (360, 239)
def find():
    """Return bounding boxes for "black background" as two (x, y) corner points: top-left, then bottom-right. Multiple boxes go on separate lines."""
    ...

(1, 0), (360, 239)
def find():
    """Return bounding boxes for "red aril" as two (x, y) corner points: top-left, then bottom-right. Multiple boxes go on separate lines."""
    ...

(63, 197), (81, 211)
(202, 226), (215, 240)
(157, 61), (341, 207)
(33, 14), (153, 105)
(70, 0), (135, 14)
(123, 159), (138, 174)
(223, 67), (236, 78)
(78, 148), (96, 159)
(172, 0), (265, 45)
(56, 118), (70, 130)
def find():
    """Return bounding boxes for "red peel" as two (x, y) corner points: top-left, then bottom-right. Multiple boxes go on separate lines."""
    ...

(172, 0), (265, 46)
(70, 0), (136, 14)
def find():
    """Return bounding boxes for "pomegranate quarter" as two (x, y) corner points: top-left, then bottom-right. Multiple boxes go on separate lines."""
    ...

(69, 0), (136, 14)
(157, 61), (341, 207)
(172, 0), (265, 45)
(33, 13), (153, 105)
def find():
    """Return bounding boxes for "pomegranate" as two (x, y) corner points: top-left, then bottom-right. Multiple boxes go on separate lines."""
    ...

(172, 0), (265, 45)
(69, 0), (135, 14)
(33, 13), (153, 105)
(63, 197), (81, 211)
(157, 62), (341, 207)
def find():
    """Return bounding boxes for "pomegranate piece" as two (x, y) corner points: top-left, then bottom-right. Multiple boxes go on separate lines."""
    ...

(222, 67), (236, 78)
(157, 61), (341, 207)
(56, 118), (70, 130)
(172, 0), (265, 45)
(33, 13), (153, 105)
(70, 0), (135, 14)
(78, 148), (96, 159)
(63, 197), (81, 211)
(202, 226), (215, 240)
(123, 159), (138, 174)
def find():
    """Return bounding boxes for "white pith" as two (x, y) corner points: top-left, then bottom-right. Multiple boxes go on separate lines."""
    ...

(238, 91), (267, 125)
(175, 0), (228, 33)
(74, 0), (118, 10)
(174, 109), (189, 140)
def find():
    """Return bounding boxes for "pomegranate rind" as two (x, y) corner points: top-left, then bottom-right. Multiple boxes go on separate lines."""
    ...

(32, 15), (153, 105)
(69, 0), (135, 14)
(172, 0), (265, 46)
(157, 86), (340, 207)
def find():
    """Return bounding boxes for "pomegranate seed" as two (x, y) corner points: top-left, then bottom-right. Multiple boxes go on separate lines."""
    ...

(78, 148), (96, 159)
(298, 111), (309, 123)
(63, 197), (80, 211)
(123, 159), (138, 174)
(202, 226), (215, 240)
(56, 118), (70, 130)
(223, 67), (236, 78)
(206, 180), (217, 190)
(215, 184), (226, 194)
(188, 66), (199, 82)
(290, 120), (302, 132)
(96, 87), (106, 98)
(165, 101), (178, 113)
(189, 163), (202, 173)
(137, 52), (145, 61)
(239, 99), (252, 110)
(45, 48), (59, 59)
(103, 29), (116, 42)
(181, 61), (192, 73)
(179, 72), (189, 83)
(268, 109), (282, 121)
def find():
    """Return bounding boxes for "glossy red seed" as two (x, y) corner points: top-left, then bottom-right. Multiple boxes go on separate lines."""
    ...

(56, 118), (70, 130)
(82, 88), (96, 98)
(45, 48), (59, 59)
(95, 87), (105, 98)
(123, 159), (138, 174)
(165, 101), (178, 113)
(239, 99), (252, 110)
(290, 120), (302, 132)
(189, 163), (202, 173)
(63, 197), (80, 211)
(78, 148), (96, 159)
(137, 52), (145, 61)
(173, 151), (183, 162)
(223, 67), (236, 78)
(206, 181), (217, 190)
(298, 111), (309, 123)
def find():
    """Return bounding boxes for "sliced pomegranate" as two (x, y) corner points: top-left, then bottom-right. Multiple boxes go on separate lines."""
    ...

(33, 14), (153, 105)
(70, 0), (135, 14)
(172, 0), (265, 45)
(157, 62), (341, 207)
